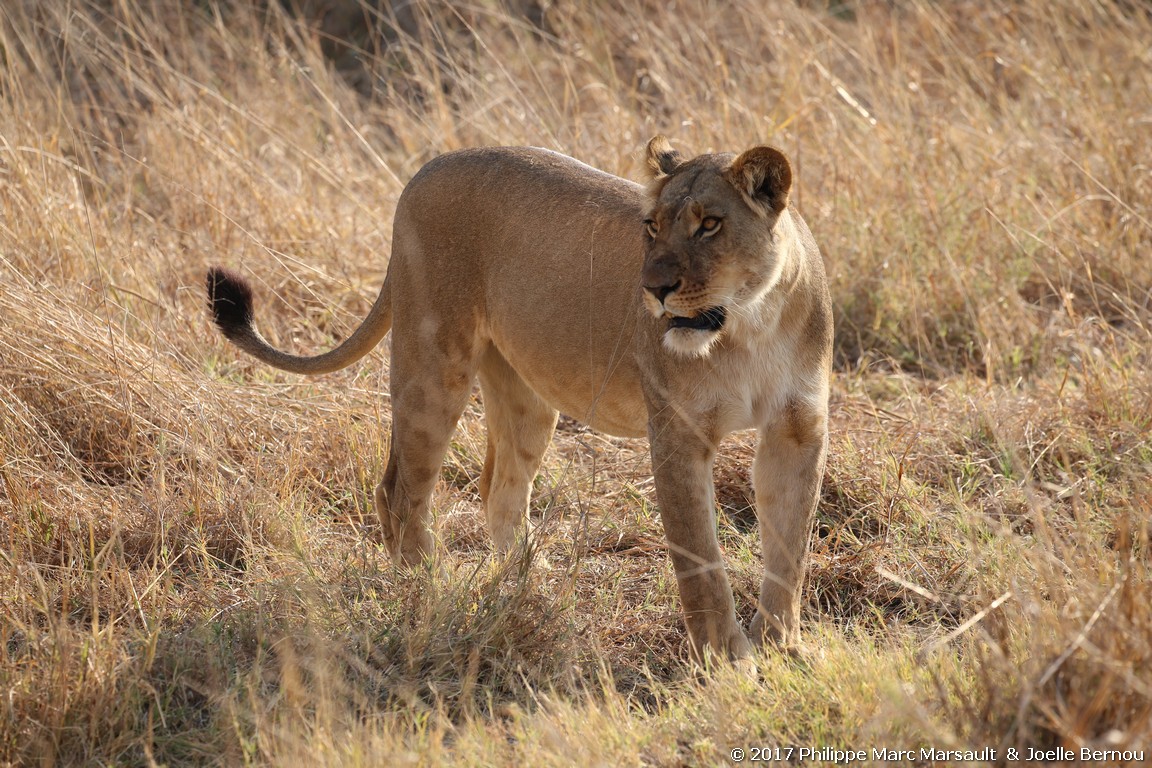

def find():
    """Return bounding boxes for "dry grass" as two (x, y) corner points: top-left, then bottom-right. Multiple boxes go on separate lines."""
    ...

(1, 0), (1150, 764)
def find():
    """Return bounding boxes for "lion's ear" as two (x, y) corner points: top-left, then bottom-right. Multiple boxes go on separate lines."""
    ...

(645, 135), (683, 180)
(728, 146), (792, 215)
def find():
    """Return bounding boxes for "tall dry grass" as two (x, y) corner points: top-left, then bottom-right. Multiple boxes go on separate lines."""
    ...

(0, 0), (1149, 764)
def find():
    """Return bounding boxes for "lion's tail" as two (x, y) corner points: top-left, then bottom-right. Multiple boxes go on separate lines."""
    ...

(206, 267), (393, 375)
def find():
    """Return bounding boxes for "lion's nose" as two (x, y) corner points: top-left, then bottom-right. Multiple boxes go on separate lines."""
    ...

(643, 279), (681, 304)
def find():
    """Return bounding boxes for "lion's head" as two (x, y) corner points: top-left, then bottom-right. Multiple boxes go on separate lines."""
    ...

(640, 136), (796, 357)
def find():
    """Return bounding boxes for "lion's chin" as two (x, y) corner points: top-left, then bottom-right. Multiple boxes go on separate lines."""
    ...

(659, 306), (726, 357)
(662, 325), (723, 358)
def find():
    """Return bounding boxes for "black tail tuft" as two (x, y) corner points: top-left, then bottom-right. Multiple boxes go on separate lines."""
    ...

(206, 267), (255, 340)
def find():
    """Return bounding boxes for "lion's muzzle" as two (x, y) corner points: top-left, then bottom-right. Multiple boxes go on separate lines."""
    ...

(668, 306), (726, 332)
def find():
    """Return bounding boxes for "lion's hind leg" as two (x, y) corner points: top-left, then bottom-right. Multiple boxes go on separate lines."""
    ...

(476, 346), (558, 553)
(376, 332), (483, 566)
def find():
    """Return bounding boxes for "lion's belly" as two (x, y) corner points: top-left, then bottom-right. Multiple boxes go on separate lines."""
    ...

(528, 366), (649, 438)
(480, 241), (651, 438)
(486, 317), (649, 439)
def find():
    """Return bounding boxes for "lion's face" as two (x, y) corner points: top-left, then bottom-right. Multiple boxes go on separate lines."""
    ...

(640, 138), (794, 357)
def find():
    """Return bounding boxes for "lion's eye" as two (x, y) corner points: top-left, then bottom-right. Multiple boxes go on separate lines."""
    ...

(644, 219), (659, 239)
(698, 216), (722, 236)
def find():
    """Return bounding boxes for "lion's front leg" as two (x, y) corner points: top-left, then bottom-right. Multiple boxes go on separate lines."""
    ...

(647, 413), (752, 665)
(750, 401), (828, 646)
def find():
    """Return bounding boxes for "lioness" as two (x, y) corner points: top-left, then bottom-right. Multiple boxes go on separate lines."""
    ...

(207, 137), (832, 663)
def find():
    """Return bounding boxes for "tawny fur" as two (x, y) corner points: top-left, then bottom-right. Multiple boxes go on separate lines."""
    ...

(206, 137), (833, 666)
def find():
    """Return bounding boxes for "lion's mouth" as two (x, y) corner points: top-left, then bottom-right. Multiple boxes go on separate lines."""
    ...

(668, 306), (726, 332)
